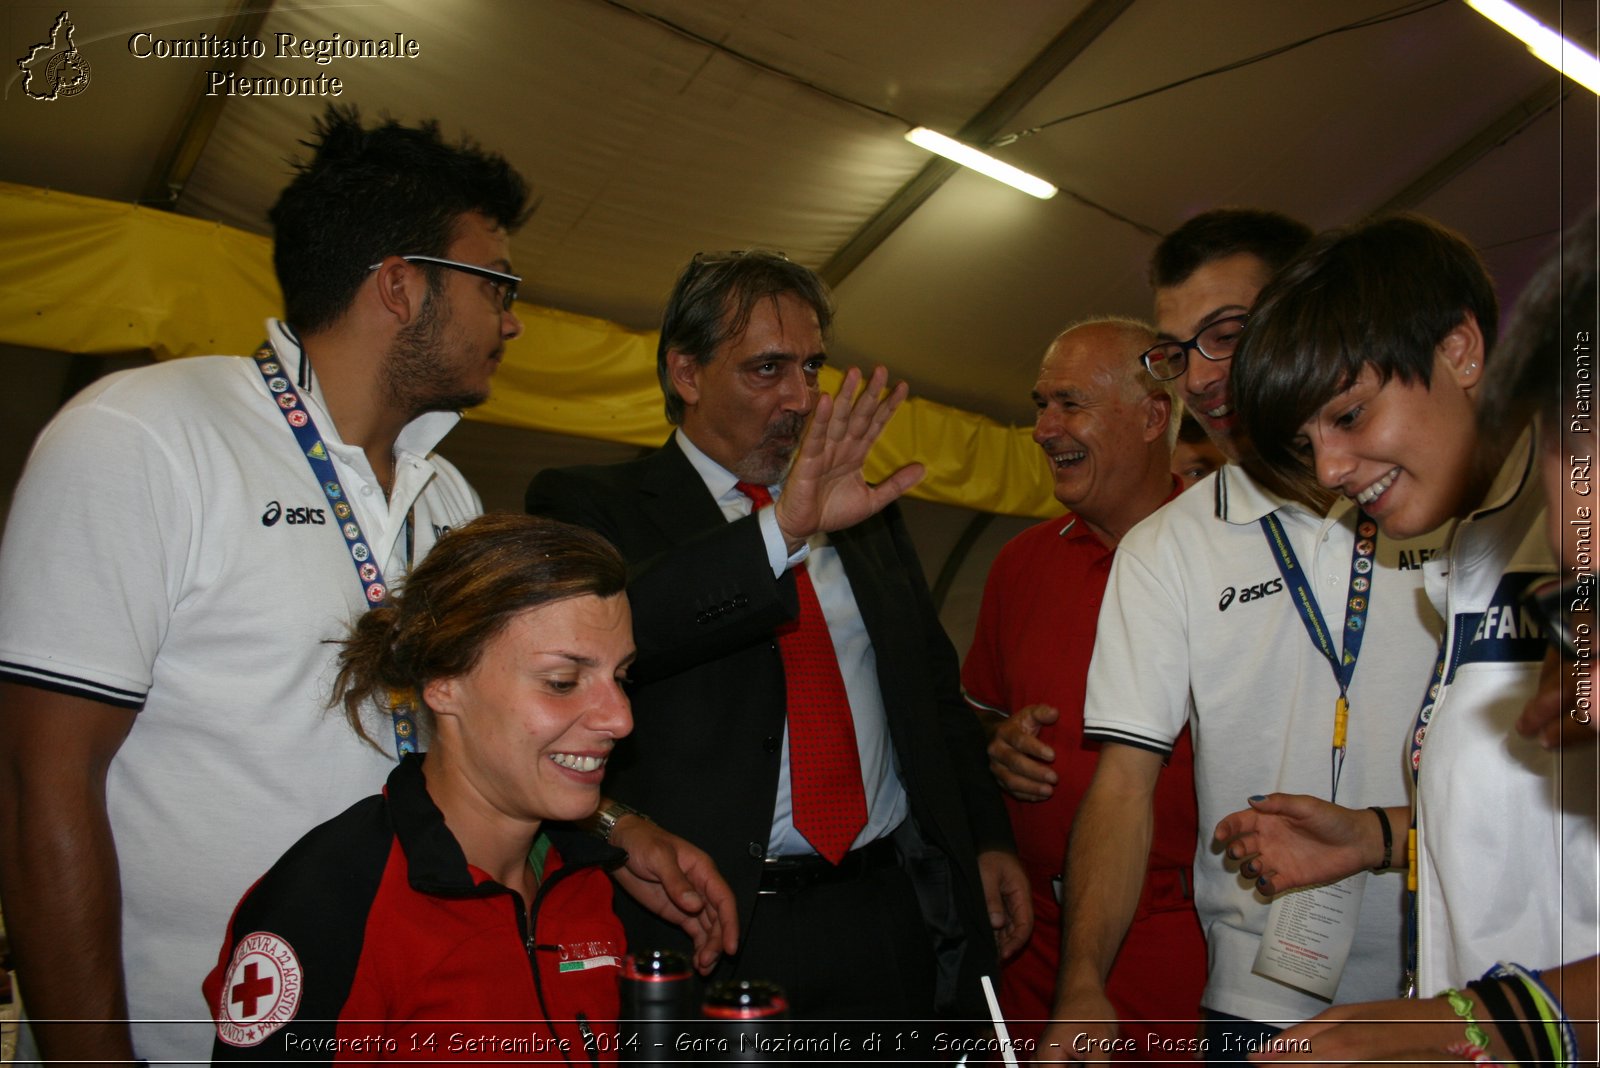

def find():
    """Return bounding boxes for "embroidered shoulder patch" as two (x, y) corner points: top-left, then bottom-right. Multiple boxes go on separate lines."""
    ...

(215, 931), (304, 1047)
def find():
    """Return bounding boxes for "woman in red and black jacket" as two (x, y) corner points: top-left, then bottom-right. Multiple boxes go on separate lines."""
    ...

(205, 515), (637, 1063)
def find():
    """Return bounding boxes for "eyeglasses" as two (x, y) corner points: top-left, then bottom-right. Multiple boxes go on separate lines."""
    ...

(683, 249), (791, 284)
(368, 255), (521, 312)
(1138, 314), (1249, 382)
(690, 249), (791, 267)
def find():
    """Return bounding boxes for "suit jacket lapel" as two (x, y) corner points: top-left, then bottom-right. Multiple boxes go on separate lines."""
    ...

(635, 435), (731, 545)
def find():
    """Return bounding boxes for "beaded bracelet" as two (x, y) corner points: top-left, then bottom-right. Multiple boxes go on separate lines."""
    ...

(1440, 987), (1493, 1051)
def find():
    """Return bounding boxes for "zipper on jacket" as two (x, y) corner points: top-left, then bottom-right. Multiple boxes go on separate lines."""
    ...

(521, 865), (602, 1065)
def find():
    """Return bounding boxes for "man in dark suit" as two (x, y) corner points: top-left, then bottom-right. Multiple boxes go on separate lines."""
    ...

(527, 250), (1027, 1022)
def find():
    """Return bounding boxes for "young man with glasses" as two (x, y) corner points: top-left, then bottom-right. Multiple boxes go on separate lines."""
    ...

(1040, 210), (1447, 1063)
(0, 107), (731, 1065)
(527, 249), (1029, 1030)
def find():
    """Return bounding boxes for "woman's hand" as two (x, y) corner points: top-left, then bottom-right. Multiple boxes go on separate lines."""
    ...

(1212, 795), (1388, 895)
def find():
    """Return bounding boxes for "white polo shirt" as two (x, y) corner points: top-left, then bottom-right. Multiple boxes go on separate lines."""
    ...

(1414, 438), (1598, 990)
(1084, 466), (1445, 1024)
(0, 320), (479, 1063)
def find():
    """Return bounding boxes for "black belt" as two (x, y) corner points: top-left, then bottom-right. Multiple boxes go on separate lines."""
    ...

(757, 836), (898, 894)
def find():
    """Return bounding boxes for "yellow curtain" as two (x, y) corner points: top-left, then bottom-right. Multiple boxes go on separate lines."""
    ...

(0, 182), (1058, 517)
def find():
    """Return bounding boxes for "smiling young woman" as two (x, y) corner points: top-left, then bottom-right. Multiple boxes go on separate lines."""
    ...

(203, 514), (638, 1062)
(1216, 214), (1596, 1067)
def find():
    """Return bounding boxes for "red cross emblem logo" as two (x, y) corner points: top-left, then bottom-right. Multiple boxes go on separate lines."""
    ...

(214, 932), (302, 1047)
(230, 961), (274, 1016)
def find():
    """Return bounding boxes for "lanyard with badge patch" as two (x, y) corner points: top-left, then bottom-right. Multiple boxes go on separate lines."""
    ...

(251, 340), (419, 757)
(1247, 511), (1379, 1003)
(1259, 511), (1378, 802)
(1401, 639), (1451, 997)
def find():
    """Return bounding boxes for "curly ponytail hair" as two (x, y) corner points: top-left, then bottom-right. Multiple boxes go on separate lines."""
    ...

(331, 513), (627, 750)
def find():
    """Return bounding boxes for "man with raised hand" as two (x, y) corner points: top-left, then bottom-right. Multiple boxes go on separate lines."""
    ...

(528, 249), (1029, 1025)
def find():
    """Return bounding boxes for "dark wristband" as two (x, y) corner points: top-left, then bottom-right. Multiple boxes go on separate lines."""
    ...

(1368, 806), (1393, 871)
(1469, 976), (1537, 1066)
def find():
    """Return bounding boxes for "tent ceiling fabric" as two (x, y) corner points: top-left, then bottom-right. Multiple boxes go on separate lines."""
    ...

(0, 181), (1067, 516)
(3, 0), (1596, 433)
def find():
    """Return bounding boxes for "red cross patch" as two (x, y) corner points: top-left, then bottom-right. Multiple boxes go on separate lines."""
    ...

(215, 931), (303, 1047)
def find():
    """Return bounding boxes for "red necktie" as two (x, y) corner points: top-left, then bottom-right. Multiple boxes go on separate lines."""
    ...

(736, 481), (867, 864)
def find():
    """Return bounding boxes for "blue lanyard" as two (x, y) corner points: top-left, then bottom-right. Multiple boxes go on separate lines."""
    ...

(1258, 511), (1378, 802)
(251, 341), (419, 757)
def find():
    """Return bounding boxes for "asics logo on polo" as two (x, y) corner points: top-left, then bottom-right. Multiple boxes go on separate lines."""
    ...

(261, 501), (326, 526)
(1218, 577), (1284, 611)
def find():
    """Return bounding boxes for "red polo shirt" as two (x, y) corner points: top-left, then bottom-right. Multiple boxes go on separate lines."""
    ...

(964, 504), (1205, 1053)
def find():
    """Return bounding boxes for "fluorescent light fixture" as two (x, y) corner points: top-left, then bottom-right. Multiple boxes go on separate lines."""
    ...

(1466, 0), (1600, 95)
(905, 127), (1058, 199)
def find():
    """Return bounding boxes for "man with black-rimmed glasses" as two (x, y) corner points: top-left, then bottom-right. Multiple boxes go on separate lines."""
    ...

(0, 106), (733, 1066)
(1040, 210), (1445, 1064)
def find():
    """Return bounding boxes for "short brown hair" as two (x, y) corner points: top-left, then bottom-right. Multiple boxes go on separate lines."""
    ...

(1234, 213), (1498, 484)
(1150, 208), (1312, 290)
(332, 513), (627, 749)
